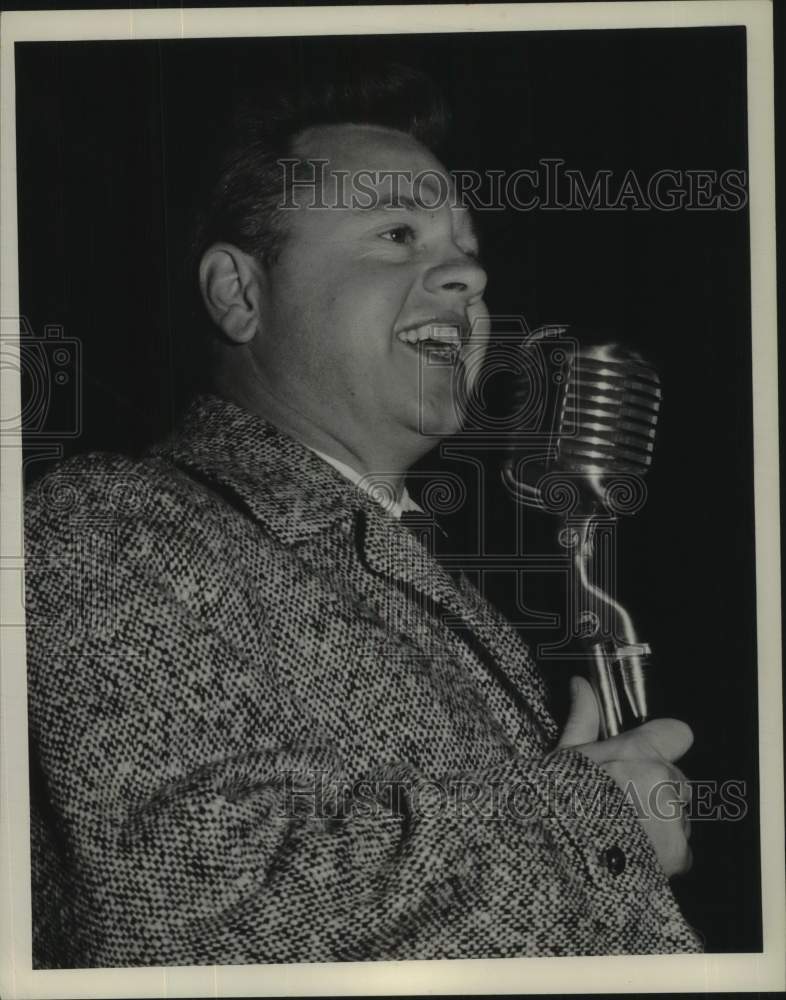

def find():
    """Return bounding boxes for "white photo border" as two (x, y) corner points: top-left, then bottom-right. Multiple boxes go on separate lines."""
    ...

(0, 2), (781, 996)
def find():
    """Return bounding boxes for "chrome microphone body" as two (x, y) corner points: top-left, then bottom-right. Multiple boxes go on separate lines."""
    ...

(504, 334), (661, 737)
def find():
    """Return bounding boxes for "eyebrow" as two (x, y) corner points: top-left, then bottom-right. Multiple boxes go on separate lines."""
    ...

(365, 194), (435, 213)
(358, 196), (481, 249)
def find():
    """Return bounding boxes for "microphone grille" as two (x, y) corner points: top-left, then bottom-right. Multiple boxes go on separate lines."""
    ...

(557, 345), (661, 476)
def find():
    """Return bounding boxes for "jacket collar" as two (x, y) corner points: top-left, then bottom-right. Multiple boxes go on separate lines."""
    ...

(151, 393), (366, 546)
(152, 394), (467, 607)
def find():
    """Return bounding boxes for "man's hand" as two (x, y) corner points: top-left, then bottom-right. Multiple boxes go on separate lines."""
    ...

(557, 676), (693, 877)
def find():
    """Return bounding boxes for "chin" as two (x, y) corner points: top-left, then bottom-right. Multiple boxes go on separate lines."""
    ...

(412, 397), (464, 441)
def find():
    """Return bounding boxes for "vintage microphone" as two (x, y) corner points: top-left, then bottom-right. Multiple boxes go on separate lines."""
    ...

(503, 330), (661, 737)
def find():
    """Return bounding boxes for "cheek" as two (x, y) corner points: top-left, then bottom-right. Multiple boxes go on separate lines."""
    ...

(270, 249), (415, 367)
(335, 272), (412, 350)
(463, 302), (492, 392)
(271, 271), (337, 350)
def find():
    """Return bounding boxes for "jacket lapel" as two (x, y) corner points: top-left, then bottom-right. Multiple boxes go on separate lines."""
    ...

(356, 502), (556, 741)
(153, 394), (556, 741)
(357, 502), (466, 615)
(153, 394), (360, 546)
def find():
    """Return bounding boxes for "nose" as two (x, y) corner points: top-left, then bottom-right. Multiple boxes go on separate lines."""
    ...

(423, 251), (487, 302)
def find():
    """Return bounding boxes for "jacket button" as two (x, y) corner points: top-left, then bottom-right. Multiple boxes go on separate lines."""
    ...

(602, 846), (626, 875)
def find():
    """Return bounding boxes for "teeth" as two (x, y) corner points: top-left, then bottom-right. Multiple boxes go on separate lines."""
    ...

(396, 323), (462, 347)
(430, 324), (461, 345)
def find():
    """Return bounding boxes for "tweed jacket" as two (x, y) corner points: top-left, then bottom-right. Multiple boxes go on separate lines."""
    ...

(24, 394), (703, 967)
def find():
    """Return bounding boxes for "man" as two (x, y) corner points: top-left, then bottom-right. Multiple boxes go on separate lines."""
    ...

(25, 64), (701, 967)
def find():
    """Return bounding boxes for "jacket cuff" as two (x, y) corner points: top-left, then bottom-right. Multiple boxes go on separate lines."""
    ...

(536, 747), (669, 893)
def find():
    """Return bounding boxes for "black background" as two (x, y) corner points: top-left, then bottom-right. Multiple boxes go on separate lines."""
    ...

(15, 25), (760, 952)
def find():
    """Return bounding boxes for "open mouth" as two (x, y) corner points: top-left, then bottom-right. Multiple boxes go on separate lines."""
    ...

(410, 340), (459, 364)
(396, 323), (463, 365)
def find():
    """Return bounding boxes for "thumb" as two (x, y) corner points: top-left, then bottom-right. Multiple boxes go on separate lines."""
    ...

(557, 676), (600, 749)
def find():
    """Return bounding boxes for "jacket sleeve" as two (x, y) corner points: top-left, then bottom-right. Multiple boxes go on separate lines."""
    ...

(25, 471), (703, 966)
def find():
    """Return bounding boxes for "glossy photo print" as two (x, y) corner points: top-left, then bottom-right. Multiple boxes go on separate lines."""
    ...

(0, 3), (781, 998)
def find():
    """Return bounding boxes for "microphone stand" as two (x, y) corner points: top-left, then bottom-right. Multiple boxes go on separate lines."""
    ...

(502, 463), (652, 739)
(571, 513), (650, 738)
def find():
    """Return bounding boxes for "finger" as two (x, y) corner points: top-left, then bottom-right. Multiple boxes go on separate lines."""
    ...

(674, 841), (693, 876)
(678, 774), (692, 839)
(638, 719), (694, 763)
(656, 832), (693, 878)
(639, 813), (693, 877)
(648, 770), (691, 828)
(557, 676), (600, 749)
(579, 718), (694, 764)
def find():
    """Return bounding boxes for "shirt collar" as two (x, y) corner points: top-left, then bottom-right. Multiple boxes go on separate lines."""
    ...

(308, 447), (422, 520)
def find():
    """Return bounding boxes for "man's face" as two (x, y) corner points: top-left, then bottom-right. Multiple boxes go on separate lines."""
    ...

(250, 124), (488, 461)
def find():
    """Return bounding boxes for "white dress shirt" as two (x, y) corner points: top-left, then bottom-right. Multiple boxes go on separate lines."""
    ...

(308, 448), (422, 520)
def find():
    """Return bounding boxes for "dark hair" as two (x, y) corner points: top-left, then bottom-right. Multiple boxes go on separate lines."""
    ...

(181, 61), (451, 394)
(193, 62), (450, 268)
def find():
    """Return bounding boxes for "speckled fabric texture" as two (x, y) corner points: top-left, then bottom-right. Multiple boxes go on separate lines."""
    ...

(24, 394), (703, 967)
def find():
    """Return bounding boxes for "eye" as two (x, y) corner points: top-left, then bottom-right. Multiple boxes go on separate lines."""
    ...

(380, 224), (416, 245)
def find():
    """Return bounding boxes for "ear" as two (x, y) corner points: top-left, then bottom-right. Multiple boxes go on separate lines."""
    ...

(198, 243), (267, 345)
